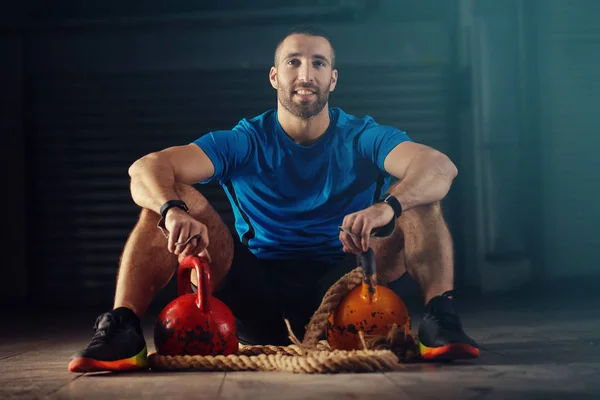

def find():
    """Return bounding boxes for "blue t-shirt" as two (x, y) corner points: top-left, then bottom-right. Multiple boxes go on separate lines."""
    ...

(192, 107), (411, 263)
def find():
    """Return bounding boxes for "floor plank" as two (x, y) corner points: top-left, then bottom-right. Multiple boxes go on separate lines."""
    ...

(384, 361), (599, 399)
(218, 371), (401, 400)
(0, 341), (83, 399)
(50, 372), (226, 400)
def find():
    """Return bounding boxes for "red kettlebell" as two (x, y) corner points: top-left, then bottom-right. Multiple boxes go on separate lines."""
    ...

(154, 255), (238, 356)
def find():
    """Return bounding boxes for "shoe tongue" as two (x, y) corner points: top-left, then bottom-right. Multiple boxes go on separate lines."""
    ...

(427, 293), (457, 316)
(96, 313), (118, 330)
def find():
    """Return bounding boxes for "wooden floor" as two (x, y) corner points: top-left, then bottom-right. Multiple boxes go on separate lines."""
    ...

(2, 288), (600, 400)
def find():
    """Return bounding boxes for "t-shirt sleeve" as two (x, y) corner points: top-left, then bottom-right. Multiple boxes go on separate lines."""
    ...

(191, 121), (253, 184)
(357, 123), (412, 173)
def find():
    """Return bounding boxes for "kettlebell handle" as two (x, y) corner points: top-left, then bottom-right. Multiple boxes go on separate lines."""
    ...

(178, 255), (212, 313)
(357, 248), (376, 277)
(357, 248), (378, 302)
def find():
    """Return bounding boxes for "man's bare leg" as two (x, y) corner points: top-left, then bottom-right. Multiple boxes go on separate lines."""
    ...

(373, 200), (479, 360)
(113, 183), (234, 317)
(372, 201), (454, 304)
(69, 184), (235, 372)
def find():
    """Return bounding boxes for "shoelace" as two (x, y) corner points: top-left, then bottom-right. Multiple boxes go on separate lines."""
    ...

(427, 290), (462, 328)
(91, 313), (122, 344)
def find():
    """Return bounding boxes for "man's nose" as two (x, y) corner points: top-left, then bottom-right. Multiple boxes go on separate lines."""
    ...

(297, 63), (314, 82)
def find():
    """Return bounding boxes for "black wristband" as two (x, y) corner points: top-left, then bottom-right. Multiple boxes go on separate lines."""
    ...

(375, 193), (403, 219)
(160, 200), (189, 219)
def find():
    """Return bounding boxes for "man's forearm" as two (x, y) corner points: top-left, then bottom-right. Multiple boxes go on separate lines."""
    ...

(128, 154), (181, 214)
(388, 151), (457, 212)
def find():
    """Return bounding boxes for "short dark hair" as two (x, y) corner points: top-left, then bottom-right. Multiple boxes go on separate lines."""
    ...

(273, 24), (336, 68)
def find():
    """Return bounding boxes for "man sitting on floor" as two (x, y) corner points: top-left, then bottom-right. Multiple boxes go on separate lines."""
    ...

(69, 25), (479, 373)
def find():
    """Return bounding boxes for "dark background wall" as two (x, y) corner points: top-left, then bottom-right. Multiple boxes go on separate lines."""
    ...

(1, 2), (27, 305)
(536, 0), (600, 279)
(1, 0), (598, 311)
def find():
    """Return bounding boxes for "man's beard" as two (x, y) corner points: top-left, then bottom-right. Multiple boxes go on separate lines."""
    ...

(277, 81), (330, 119)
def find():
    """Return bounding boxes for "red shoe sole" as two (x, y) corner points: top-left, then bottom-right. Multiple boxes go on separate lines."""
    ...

(68, 347), (148, 373)
(419, 342), (480, 361)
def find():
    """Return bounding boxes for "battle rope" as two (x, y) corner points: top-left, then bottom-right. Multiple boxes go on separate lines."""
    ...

(301, 267), (364, 347)
(148, 267), (419, 373)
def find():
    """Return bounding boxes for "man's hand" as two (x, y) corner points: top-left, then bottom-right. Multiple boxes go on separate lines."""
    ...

(339, 203), (395, 253)
(163, 208), (210, 257)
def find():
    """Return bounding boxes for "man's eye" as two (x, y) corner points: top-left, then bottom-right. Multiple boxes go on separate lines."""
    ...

(314, 61), (325, 67)
(287, 59), (299, 66)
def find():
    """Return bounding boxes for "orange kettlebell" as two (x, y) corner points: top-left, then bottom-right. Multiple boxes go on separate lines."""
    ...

(326, 248), (411, 350)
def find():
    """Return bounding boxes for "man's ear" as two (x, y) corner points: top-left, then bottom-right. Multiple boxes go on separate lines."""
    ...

(329, 68), (339, 92)
(269, 66), (278, 90)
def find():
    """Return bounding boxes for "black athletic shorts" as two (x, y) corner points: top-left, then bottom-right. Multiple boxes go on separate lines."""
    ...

(195, 238), (419, 346)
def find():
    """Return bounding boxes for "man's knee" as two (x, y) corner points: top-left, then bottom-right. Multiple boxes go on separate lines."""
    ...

(172, 183), (218, 221)
(401, 201), (442, 220)
(135, 183), (200, 222)
(396, 201), (444, 233)
(139, 206), (160, 222)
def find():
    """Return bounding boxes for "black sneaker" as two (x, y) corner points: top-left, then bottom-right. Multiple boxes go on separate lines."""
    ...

(418, 291), (480, 361)
(68, 309), (148, 372)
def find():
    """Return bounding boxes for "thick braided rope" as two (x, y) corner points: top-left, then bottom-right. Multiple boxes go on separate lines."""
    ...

(149, 349), (400, 373)
(237, 341), (331, 357)
(236, 344), (305, 357)
(302, 267), (363, 347)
